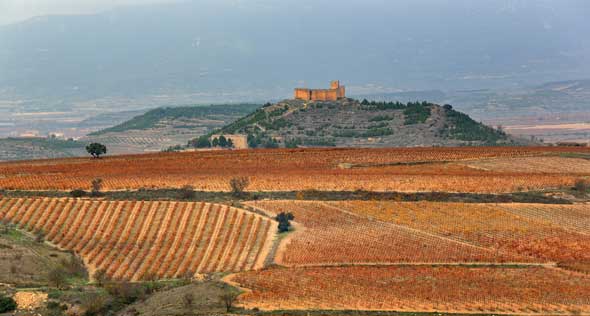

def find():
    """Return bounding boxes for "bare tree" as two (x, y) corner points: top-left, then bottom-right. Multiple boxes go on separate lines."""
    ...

(35, 230), (45, 243)
(220, 291), (239, 312)
(182, 292), (195, 309)
(91, 178), (103, 197)
(93, 269), (108, 286)
(81, 293), (108, 316)
(47, 267), (68, 289)
(229, 177), (250, 197)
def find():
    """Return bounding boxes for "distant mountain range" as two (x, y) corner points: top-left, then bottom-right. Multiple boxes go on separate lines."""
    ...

(1, 0), (589, 104)
(354, 79), (590, 121)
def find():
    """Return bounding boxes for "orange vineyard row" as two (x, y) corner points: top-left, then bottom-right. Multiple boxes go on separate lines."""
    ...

(332, 200), (590, 264)
(246, 200), (590, 265)
(244, 200), (527, 265)
(229, 265), (590, 313)
(0, 147), (588, 192)
(0, 198), (276, 281)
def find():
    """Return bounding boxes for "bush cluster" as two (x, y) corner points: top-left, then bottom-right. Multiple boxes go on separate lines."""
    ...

(0, 295), (17, 313)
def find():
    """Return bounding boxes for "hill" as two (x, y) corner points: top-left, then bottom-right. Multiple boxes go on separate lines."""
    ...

(83, 104), (260, 155)
(0, 137), (86, 161)
(89, 104), (260, 136)
(205, 99), (519, 148)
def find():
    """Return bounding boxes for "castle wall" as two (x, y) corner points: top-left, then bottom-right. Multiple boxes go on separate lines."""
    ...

(311, 89), (338, 101)
(294, 81), (345, 101)
(295, 89), (311, 100)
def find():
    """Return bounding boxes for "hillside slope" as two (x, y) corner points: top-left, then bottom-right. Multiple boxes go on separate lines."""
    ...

(212, 99), (520, 148)
(0, 198), (276, 281)
(0, 137), (86, 161)
(83, 104), (260, 154)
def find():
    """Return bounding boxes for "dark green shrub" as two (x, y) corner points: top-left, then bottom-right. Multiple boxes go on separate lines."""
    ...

(179, 185), (196, 200)
(0, 295), (17, 313)
(574, 179), (589, 193)
(276, 212), (295, 233)
(403, 102), (431, 125)
(105, 282), (146, 305)
(70, 189), (87, 198)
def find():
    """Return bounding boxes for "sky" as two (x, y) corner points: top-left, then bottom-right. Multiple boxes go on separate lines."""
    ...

(0, 0), (178, 25)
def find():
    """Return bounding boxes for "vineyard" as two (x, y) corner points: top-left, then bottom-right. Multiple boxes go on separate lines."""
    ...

(247, 200), (590, 266)
(0, 198), (276, 281)
(228, 265), (590, 313)
(334, 201), (590, 264)
(462, 156), (590, 173)
(0, 147), (588, 192)
(244, 201), (528, 265)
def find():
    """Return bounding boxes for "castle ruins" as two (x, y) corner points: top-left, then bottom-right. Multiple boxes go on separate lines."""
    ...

(294, 80), (346, 101)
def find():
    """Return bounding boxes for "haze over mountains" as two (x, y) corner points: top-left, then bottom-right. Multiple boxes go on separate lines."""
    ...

(1, 0), (589, 104)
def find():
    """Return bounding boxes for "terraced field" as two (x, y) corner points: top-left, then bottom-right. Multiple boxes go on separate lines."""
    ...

(0, 198), (276, 281)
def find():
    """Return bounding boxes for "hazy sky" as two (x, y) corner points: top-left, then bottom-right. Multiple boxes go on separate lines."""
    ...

(0, 0), (178, 25)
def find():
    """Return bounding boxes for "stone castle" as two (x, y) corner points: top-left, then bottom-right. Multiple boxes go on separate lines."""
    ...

(294, 80), (346, 101)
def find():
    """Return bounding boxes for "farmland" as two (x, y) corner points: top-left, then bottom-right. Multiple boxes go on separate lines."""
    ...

(332, 201), (590, 264)
(231, 199), (590, 314)
(1, 147), (590, 315)
(0, 198), (275, 281)
(0, 146), (588, 192)
(228, 265), (590, 313)
(243, 200), (523, 266)
(244, 200), (590, 266)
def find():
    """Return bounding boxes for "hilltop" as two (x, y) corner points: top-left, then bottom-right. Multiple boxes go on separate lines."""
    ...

(202, 98), (521, 148)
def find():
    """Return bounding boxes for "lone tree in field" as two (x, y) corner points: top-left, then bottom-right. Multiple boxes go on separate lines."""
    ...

(47, 267), (68, 289)
(220, 291), (239, 312)
(575, 179), (589, 194)
(86, 143), (107, 158)
(230, 177), (250, 197)
(93, 269), (108, 286)
(276, 212), (295, 233)
(91, 178), (103, 197)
